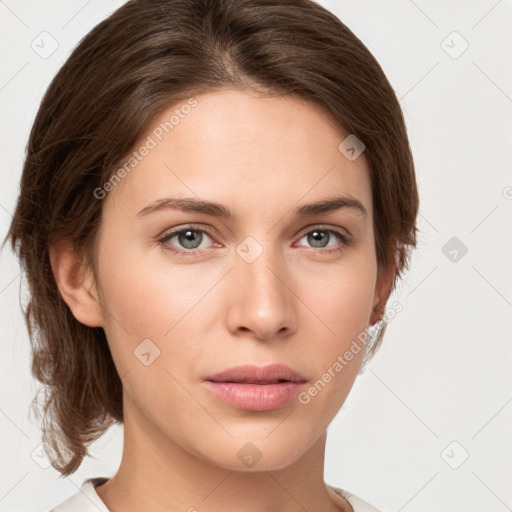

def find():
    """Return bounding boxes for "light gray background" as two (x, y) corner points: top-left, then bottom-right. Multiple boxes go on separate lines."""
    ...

(1, 1), (511, 511)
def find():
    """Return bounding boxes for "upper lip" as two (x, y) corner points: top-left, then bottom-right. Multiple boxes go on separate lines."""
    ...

(204, 364), (307, 384)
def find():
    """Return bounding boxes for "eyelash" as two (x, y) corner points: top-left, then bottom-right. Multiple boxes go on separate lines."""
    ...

(158, 224), (352, 258)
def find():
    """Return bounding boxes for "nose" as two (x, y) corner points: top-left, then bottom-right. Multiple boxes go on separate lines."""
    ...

(225, 239), (297, 341)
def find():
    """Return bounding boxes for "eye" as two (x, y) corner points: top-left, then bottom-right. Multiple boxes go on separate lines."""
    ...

(158, 225), (217, 256)
(295, 226), (352, 254)
(158, 224), (352, 257)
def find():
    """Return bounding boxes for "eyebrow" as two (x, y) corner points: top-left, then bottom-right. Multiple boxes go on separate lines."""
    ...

(136, 195), (368, 220)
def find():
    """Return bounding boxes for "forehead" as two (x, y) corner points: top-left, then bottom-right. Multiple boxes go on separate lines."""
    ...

(105, 89), (372, 220)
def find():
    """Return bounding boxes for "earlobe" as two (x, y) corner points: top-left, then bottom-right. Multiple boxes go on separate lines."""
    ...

(49, 240), (104, 327)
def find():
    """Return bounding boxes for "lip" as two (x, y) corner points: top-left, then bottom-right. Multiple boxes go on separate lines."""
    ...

(203, 364), (307, 412)
(204, 363), (307, 384)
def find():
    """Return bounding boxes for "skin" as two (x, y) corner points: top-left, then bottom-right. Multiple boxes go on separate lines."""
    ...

(51, 89), (395, 512)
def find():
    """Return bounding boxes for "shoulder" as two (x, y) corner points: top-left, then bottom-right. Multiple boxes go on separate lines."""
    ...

(328, 484), (385, 512)
(50, 477), (110, 512)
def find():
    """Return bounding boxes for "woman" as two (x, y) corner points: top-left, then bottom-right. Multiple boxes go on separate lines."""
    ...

(6, 0), (419, 510)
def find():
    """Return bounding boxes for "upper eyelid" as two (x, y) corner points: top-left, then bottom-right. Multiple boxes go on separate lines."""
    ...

(159, 224), (216, 240)
(298, 224), (350, 236)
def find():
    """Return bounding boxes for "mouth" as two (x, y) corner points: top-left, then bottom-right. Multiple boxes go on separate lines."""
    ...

(207, 378), (301, 384)
(204, 363), (307, 384)
(203, 364), (307, 411)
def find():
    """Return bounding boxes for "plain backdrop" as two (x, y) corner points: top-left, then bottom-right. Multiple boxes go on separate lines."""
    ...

(1, 1), (511, 511)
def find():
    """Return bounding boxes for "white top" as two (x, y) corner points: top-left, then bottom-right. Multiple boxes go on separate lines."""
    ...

(50, 477), (384, 512)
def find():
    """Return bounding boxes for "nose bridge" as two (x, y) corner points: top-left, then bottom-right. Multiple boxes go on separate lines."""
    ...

(228, 233), (294, 338)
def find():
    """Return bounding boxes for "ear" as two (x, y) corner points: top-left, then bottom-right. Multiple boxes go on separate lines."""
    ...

(49, 240), (104, 327)
(369, 248), (399, 325)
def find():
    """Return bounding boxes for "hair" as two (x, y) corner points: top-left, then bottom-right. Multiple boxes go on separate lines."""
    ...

(5, 0), (419, 476)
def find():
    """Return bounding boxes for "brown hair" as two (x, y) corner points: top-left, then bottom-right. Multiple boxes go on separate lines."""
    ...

(5, 0), (419, 475)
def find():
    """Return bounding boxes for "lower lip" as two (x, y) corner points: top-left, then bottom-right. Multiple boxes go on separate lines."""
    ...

(203, 381), (306, 411)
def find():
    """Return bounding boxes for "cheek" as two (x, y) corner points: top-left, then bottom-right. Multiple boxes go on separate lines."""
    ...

(293, 256), (377, 397)
(299, 257), (377, 340)
(95, 242), (221, 374)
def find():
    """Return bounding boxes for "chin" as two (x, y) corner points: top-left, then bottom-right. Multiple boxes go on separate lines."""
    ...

(189, 431), (315, 473)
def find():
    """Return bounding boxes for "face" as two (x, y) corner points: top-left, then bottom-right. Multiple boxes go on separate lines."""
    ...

(91, 88), (388, 471)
